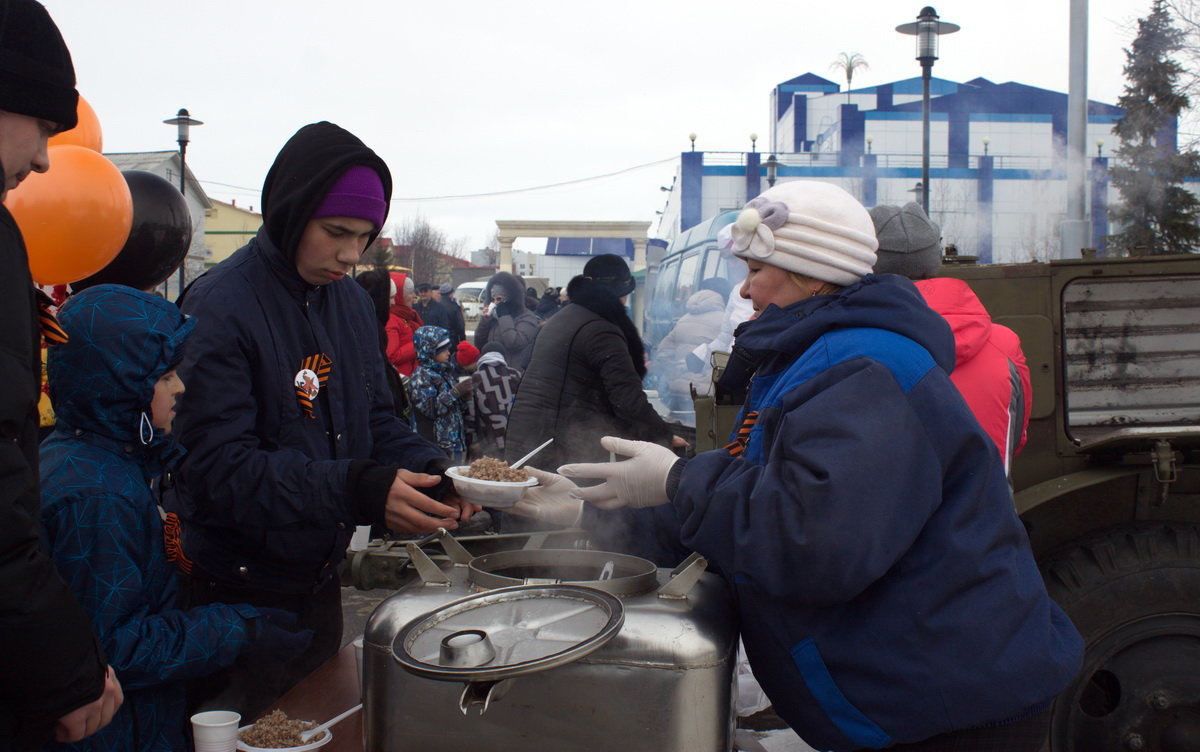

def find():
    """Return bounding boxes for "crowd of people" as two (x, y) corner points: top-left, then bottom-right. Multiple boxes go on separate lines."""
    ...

(3, 3), (1081, 751)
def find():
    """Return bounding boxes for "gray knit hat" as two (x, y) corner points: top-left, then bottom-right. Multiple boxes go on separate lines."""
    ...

(869, 202), (942, 280)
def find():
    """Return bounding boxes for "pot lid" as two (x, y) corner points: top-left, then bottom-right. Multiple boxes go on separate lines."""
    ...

(392, 584), (624, 682)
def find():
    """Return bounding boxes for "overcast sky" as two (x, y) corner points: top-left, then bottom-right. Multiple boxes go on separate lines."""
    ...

(48, 0), (1156, 253)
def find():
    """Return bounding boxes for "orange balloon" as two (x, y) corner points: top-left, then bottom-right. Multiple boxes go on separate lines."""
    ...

(5, 145), (132, 285)
(49, 94), (103, 152)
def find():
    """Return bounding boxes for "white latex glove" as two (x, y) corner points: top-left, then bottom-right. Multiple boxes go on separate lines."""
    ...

(558, 436), (677, 510)
(509, 467), (584, 527)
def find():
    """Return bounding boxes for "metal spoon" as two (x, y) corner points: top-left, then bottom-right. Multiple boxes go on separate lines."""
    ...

(510, 438), (554, 470)
(299, 702), (363, 743)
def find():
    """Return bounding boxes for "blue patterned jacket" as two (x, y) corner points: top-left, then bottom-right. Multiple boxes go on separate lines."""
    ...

(40, 286), (254, 752)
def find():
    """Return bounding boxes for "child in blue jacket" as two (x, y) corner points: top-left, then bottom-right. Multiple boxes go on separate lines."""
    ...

(39, 285), (311, 752)
(407, 325), (468, 460)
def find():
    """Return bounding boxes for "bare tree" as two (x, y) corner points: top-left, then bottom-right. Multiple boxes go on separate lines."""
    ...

(1164, 0), (1200, 147)
(392, 216), (453, 285)
(830, 52), (869, 104)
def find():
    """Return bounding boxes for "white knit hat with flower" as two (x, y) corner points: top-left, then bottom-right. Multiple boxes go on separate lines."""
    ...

(731, 181), (878, 286)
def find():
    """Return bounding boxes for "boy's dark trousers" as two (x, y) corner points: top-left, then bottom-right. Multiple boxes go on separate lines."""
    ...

(179, 574), (343, 721)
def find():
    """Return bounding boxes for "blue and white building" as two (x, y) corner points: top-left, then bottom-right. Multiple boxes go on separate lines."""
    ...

(658, 72), (1160, 263)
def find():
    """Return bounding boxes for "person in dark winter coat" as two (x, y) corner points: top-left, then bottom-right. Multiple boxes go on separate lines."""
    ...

(534, 288), (561, 320)
(518, 182), (1082, 752)
(438, 283), (467, 349)
(504, 254), (686, 472)
(0, 2), (123, 746)
(40, 285), (312, 752)
(166, 122), (476, 719)
(355, 269), (410, 418)
(407, 326), (468, 459)
(870, 202), (1031, 474)
(413, 283), (448, 332)
(473, 271), (540, 370)
(466, 341), (522, 459)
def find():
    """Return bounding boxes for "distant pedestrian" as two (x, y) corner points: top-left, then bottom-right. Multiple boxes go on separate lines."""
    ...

(438, 283), (467, 348)
(466, 341), (522, 459)
(386, 272), (422, 377)
(534, 287), (561, 320)
(354, 269), (410, 416)
(407, 326), (469, 459)
(505, 254), (687, 471)
(414, 282), (449, 332)
(474, 271), (540, 370)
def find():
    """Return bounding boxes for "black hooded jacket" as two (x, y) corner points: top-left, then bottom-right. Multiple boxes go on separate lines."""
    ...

(473, 272), (540, 370)
(0, 205), (106, 748)
(505, 276), (673, 470)
(167, 123), (446, 593)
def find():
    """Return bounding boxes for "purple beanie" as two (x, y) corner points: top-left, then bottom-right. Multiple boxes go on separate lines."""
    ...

(311, 165), (387, 228)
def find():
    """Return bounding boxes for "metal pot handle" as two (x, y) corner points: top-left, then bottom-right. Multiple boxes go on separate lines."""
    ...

(458, 679), (513, 715)
(657, 552), (708, 599)
(406, 528), (474, 586)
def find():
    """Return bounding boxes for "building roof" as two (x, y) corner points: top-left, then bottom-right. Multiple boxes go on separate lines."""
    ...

(104, 151), (212, 208)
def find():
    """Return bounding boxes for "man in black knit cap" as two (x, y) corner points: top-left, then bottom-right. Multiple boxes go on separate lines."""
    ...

(0, 1), (124, 747)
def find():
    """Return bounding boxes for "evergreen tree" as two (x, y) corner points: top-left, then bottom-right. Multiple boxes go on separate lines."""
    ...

(1109, 0), (1200, 255)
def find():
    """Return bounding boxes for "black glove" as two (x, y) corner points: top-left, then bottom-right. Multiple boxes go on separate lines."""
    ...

(242, 607), (314, 663)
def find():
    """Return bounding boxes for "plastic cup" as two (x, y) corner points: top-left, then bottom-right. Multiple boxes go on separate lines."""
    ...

(191, 710), (240, 752)
(353, 636), (365, 696)
(348, 525), (371, 551)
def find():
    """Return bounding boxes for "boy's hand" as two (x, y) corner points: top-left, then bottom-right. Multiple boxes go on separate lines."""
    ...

(385, 470), (462, 533)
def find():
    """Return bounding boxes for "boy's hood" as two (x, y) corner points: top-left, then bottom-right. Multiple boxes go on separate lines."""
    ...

(50, 284), (194, 444)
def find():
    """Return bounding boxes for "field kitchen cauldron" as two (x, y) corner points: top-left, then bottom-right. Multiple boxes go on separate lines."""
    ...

(362, 531), (737, 751)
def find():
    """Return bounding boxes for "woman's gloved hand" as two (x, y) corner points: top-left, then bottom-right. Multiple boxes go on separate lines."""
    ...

(242, 607), (315, 663)
(509, 467), (584, 526)
(558, 436), (678, 510)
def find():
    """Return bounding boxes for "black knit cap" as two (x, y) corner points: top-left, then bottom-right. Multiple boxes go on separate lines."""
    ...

(582, 253), (635, 297)
(0, 0), (78, 130)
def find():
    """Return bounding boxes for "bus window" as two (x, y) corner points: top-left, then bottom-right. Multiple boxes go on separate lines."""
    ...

(646, 257), (680, 345)
(677, 252), (700, 304)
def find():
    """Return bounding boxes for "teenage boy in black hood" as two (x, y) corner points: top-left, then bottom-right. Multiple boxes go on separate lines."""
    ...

(0, 0), (124, 746)
(167, 122), (478, 717)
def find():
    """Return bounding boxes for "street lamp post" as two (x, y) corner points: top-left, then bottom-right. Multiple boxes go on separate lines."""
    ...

(896, 7), (959, 214)
(163, 108), (203, 297)
(763, 154), (782, 188)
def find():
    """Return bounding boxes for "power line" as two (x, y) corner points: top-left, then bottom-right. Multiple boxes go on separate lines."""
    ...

(390, 156), (677, 202)
(199, 156), (679, 203)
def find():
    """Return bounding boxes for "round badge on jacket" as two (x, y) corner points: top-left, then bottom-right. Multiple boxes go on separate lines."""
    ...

(295, 368), (320, 399)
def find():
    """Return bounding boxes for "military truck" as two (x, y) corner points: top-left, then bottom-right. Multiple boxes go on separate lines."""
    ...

(691, 252), (1200, 752)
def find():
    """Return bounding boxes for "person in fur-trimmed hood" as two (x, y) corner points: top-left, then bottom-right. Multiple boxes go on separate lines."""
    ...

(473, 271), (540, 370)
(504, 254), (687, 472)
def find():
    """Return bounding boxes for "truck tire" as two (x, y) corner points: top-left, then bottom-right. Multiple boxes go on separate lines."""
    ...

(1040, 522), (1200, 752)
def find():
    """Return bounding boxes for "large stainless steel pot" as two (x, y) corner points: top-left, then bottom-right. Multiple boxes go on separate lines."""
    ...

(362, 530), (737, 751)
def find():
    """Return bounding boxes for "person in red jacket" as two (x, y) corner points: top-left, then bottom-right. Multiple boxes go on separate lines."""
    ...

(871, 202), (1031, 474)
(387, 271), (422, 377)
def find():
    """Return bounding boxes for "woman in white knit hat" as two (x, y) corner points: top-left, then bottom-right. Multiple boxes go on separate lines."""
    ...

(515, 181), (1082, 751)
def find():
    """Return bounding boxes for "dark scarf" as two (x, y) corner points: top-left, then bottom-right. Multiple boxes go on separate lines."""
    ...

(566, 275), (647, 378)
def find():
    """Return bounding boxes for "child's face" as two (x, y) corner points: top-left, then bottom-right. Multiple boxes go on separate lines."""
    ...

(150, 370), (185, 433)
(434, 349), (451, 364)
